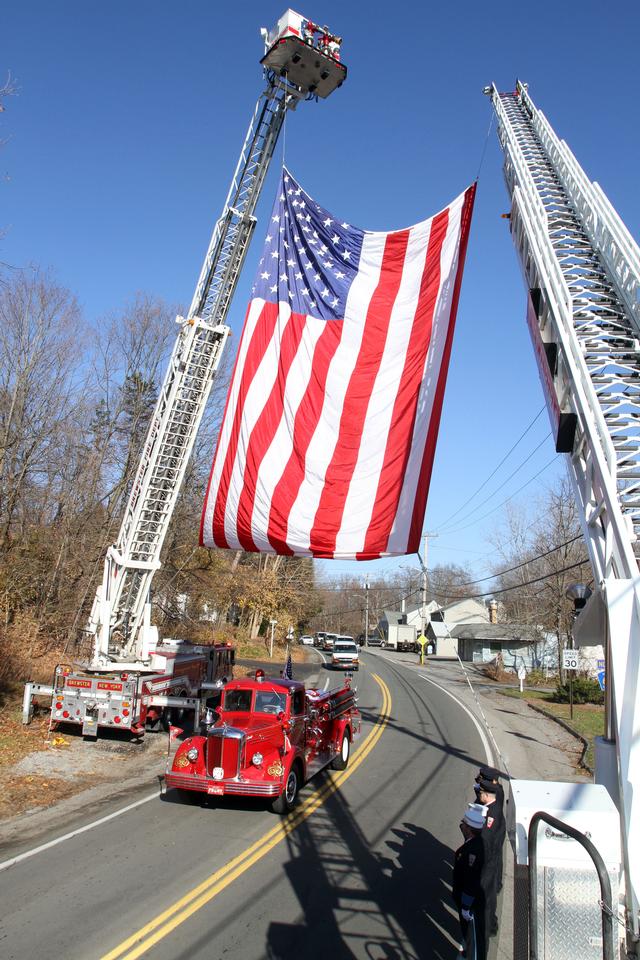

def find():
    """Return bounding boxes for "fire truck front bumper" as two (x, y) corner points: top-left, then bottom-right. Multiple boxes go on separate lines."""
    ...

(165, 771), (282, 797)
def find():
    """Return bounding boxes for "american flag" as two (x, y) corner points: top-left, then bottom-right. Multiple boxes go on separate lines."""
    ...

(201, 169), (475, 559)
(283, 653), (293, 680)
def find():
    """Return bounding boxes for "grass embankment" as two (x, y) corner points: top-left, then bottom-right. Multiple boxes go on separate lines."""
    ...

(500, 688), (604, 770)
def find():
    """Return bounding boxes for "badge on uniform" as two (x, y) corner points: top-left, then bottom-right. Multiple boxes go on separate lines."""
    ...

(468, 854), (476, 865)
(487, 816), (494, 827)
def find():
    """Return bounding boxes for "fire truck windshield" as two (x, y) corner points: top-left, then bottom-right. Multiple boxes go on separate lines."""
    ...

(224, 689), (253, 712)
(255, 691), (287, 715)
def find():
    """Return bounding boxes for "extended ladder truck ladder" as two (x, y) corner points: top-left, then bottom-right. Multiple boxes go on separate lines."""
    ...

(83, 14), (347, 670)
(486, 80), (640, 945)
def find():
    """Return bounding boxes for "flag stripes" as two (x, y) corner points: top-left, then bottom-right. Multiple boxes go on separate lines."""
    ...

(201, 170), (476, 559)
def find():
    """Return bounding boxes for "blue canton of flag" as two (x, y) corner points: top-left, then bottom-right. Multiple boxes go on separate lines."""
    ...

(252, 167), (363, 321)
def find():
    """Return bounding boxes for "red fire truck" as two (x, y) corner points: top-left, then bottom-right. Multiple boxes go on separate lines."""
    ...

(40, 642), (235, 738)
(166, 670), (360, 813)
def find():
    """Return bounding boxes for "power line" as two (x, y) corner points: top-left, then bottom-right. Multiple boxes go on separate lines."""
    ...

(430, 557), (591, 601)
(438, 431), (552, 533)
(449, 535), (583, 587)
(439, 455), (557, 535)
(436, 405), (546, 529)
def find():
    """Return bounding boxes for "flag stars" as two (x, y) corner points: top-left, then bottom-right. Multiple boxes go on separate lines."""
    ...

(331, 296), (339, 307)
(271, 250), (279, 259)
(319, 244), (328, 256)
(260, 271), (270, 280)
(270, 284), (278, 293)
(331, 234), (341, 245)
(301, 287), (309, 297)
(279, 273), (287, 282)
(342, 250), (352, 260)
(323, 217), (332, 227)
(272, 214), (280, 223)
(341, 222), (350, 229)
(335, 270), (345, 280)
(324, 260), (333, 268)
(287, 258), (295, 267)
(321, 287), (330, 298)
(295, 271), (303, 280)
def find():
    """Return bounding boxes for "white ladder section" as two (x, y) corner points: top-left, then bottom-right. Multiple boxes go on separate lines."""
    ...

(88, 77), (297, 665)
(489, 80), (640, 938)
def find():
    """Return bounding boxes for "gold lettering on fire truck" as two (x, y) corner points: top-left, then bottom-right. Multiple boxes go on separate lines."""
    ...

(267, 761), (284, 777)
(174, 754), (190, 768)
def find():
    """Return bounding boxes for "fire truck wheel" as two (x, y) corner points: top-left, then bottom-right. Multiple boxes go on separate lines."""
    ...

(332, 731), (350, 770)
(271, 763), (301, 814)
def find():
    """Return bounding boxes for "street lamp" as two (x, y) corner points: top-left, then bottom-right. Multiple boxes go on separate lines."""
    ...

(269, 619), (278, 659)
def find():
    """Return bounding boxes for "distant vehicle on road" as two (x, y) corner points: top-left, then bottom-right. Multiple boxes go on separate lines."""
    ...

(322, 633), (338, 652)
(314, 632), (326, 648)
(331, 639), (359, 671)
(365, 634), (383, 647)
(299, 635), (314, 645)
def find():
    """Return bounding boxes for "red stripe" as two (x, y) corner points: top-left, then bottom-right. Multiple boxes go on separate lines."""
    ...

(408, 184), (477, 551)
(266, 319), (343, 554)
(209, 301), (280, 548)
(357, 207), (450, 559)
(309, 229), (411, 557)
(235, 311), (308, 552)
(199, 306), (249, 547)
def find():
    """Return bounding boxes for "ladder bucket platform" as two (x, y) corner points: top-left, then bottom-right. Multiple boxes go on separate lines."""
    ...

(261, 36), (346, 98)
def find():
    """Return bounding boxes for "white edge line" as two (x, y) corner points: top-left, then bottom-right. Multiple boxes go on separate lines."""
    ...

(419, 673), (494, 767)
(0, 790), (159, 873)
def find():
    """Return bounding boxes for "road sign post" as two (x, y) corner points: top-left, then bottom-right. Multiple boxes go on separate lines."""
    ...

(562, 648), (579, 720)
(517, 664), (527, 693)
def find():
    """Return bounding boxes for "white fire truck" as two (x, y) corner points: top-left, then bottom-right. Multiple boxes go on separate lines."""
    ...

(22, 9), (346, 739)
(486, 81), (640, 955)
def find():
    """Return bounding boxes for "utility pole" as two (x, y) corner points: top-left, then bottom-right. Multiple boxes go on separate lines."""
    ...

(364, 576), (370, 645)
(421, 532), (438, 634)
(269, 619), (277, 659)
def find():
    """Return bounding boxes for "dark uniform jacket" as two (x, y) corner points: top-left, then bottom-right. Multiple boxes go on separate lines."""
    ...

(452, 833), (485, 911)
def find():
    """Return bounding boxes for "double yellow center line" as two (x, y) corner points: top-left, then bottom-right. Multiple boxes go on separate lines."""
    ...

(101, 674), (391, 960)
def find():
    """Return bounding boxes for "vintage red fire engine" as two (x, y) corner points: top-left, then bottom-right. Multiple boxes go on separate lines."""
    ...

(166, 670), (360, 813)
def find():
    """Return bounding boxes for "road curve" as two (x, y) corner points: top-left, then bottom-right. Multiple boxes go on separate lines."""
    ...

(0, 652), (490, 960)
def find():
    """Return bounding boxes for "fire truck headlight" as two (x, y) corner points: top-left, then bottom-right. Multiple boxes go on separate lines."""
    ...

(186, 748), (199, 763)
(252, 752), (263, 767)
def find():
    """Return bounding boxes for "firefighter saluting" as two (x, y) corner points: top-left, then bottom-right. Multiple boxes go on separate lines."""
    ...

(452, 803), (489, 959)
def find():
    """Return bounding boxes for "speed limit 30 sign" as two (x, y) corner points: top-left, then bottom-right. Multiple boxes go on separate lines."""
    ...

(562, 649), (579, 671)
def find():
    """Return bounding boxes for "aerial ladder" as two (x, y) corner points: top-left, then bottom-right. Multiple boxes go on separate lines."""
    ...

(486, 80), (640, 954)
(23, 10), (346, 737)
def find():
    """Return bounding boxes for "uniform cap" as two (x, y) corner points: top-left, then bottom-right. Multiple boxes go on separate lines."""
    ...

(478, 779), (498, 794)
(476, 765), (501, 782)
(463, 803), (487, 829)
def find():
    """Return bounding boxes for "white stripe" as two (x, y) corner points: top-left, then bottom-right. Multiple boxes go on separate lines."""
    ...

(201, 298), (266, 543)
(286, 232), (388, 554)
(250, 316), (326, 552)
(0, 791), (158, 873)
(223, 302), (293, 548)
(387, 193), (466, 553)
(334, 219), (433, 556)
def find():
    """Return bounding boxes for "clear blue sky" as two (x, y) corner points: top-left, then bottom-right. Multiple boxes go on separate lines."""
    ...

(3, 1), (639, 585)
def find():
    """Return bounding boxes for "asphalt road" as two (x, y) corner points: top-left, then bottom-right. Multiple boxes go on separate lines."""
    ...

(0, 652), (491, 960)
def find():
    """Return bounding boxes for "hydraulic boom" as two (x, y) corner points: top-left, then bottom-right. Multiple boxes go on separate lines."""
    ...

(86, 11), (347, 670)
(486, 79), (640, 945)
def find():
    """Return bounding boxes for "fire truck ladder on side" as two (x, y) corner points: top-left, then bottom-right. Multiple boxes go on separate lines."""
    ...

(487, 80), (640, 942)
(85, 17), (346, 670)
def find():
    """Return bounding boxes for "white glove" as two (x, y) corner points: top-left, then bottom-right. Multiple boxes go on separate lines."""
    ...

(461, 908), (473, 921)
